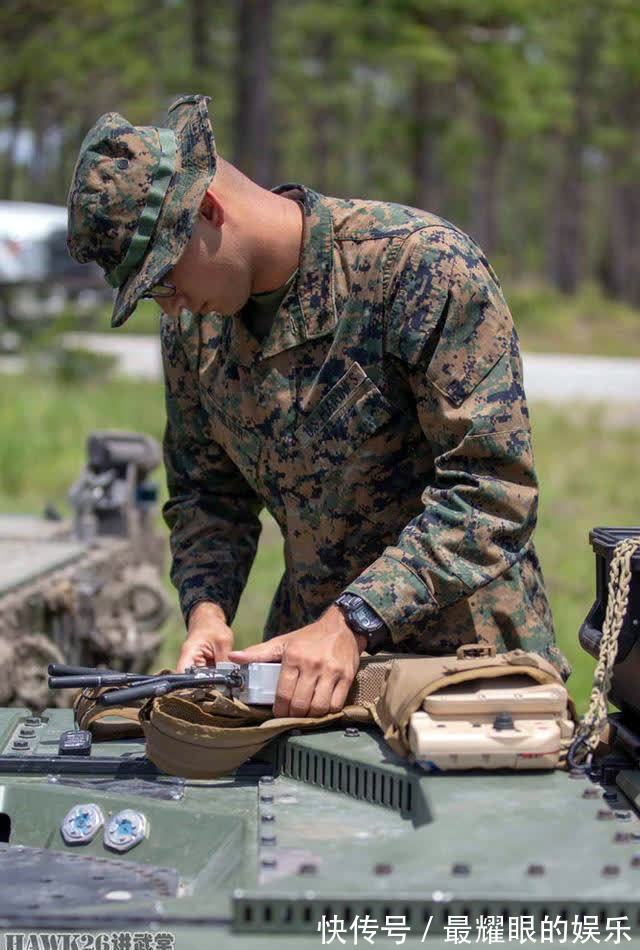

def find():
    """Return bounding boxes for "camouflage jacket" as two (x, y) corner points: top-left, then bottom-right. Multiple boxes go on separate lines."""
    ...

(160, 184), (571, 680)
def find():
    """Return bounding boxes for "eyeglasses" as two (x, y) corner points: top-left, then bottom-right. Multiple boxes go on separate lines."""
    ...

(140, 280), (177, 299)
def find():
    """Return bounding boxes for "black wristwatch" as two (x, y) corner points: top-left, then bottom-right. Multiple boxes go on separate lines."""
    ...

(334, 593), (389, 653)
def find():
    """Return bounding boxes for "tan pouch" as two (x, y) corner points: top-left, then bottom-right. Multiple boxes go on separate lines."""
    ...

(376, 646), (577, 769)
(74, 686), (146, 740)
(139, 654), (408, 778)
(74, 655), (401, 777)
(141, 692), (360, 778)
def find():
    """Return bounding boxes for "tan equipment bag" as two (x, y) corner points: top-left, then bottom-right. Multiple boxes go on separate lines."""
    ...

(74, 656), (394, 779)
(376, 646), (576, 770)
(74, 648), (575, 778)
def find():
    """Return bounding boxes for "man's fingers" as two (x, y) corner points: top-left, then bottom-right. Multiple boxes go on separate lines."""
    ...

(329, 676), (351, 714)
(308, 673), (342, 718)
(287, 672), (319, 718)
(178, 633), (231, 673)
(272, 664), (299, 718)
(177, 641), (213, 673)
(215, 640), (232, 663)
(176, 649), (193, 674)
(228, 636), (285, 665)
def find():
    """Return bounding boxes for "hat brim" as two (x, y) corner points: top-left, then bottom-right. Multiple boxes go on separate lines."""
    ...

(110, 95), (216, 328)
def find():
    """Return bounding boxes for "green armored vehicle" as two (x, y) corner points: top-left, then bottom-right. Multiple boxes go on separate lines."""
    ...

(0, 431), (171, 710)
(0, 529), (638, 949)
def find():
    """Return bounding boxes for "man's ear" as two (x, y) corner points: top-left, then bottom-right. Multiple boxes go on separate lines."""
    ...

(199, 185), (224, 227)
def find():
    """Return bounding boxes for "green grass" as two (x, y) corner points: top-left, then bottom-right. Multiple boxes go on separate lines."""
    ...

(530, 405), (639, 709)
(1, 371), (638, 712)
(0, 371), (282, 668)
(16, 297), (162, 346)
(506, 282), (640, 358)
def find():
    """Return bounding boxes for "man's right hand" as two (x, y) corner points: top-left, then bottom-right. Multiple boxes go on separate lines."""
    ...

(177, 601), (234, 672)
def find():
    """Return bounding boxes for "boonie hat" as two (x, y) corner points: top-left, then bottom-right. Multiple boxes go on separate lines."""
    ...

(67, 94), (216, 327)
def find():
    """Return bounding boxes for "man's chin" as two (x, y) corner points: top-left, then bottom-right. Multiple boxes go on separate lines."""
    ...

(223, 298), (252, 318)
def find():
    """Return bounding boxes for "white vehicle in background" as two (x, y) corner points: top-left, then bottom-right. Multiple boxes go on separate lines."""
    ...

(0, 201), (106, 326)
(0, 201), (67, 284)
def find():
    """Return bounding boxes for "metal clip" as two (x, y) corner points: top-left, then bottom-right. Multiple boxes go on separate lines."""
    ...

(456, 644), (497, 660)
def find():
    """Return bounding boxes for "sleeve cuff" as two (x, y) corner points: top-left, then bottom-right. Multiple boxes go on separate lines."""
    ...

(180, 582), (234, 628)
(343, 553), (439, 644)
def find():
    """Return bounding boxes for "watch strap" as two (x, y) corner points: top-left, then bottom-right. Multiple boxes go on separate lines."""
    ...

(335, 593), (389, 652)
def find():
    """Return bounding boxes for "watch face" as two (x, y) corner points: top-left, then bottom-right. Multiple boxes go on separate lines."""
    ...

(353, 604), (384, 632)
(336, 594), (386, 638)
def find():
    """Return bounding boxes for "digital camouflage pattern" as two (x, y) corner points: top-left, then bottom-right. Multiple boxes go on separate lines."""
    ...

(67, 94), (216, 328)
(161, 184), (571, 681)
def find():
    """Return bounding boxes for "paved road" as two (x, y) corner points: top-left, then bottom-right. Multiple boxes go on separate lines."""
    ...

(62, 331), (163, 381)
(521, 352), (639, 404)
(2, 333), (639, 406)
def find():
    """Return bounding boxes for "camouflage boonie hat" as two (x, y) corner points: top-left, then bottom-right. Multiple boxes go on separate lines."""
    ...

(67, 94), (216, 327)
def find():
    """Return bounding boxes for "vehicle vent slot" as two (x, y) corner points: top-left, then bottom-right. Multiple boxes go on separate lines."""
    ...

(405, 782), (413, 812)
(274, 742), (417, 817)
(234, 897), (640, 935)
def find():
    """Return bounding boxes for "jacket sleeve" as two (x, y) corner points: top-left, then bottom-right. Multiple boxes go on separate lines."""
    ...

(342, 226), (538, 645)
(160, 312), (264, 626)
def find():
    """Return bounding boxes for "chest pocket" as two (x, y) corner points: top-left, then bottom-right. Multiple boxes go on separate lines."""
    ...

(294, 361), (418, 526)
(296, 361), (393, 452)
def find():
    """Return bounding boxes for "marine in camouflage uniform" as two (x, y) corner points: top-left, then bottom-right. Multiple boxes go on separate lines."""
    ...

(67, 94), (571, 704)
(163, 185), (569, 680)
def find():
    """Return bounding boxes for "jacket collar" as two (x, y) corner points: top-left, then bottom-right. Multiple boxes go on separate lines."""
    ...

(258, 183), (337, 360)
